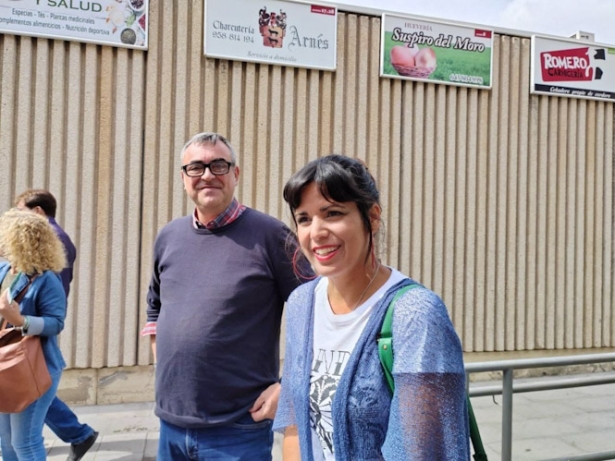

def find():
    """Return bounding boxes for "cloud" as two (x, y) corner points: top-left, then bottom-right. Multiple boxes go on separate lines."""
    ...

(500, 0), (615, 44)
(336, 0), (615, 45)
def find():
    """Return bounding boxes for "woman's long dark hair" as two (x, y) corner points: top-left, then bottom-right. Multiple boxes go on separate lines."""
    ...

(284, 155), (380, 272)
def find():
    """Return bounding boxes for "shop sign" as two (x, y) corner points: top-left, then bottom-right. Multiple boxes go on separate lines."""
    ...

(204, 0), (337, 71)
(531, 35), (615, 102)
(0, 0), (148, 49)
(381, 14), (493, 89)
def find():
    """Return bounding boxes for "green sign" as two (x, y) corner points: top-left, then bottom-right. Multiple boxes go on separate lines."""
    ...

(381, 14), (493, 89)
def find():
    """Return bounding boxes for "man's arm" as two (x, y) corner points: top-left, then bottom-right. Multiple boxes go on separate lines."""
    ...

(150, 334), (157, 362)
(142, 240), (161, 363)
(248, 381), (281, 421)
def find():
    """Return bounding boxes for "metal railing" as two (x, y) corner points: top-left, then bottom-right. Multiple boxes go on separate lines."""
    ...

(465, 352), (615, 461)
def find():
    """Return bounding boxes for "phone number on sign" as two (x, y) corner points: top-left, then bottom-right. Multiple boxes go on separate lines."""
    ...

(449, 74), (484, 85)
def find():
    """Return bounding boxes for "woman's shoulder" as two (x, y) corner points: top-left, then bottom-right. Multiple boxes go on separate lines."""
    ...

(389, 279), (464, 373)
(388, 278), (459, 338)
(286, 278), (320, 318)
(392, 278), (448, 318)
(287, 278), (319, 306)
(33, 270), (64, 291)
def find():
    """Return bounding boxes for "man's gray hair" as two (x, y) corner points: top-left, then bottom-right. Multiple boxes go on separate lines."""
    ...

(180, 132), (238, 165)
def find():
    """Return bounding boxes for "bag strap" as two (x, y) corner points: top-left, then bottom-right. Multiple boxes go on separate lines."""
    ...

(468, 394), (488, 461)
(1, 274), (36, 330)
(377, 284), (416, 392)
(13, 275), (35, 304)
(377, 283), (488, 461)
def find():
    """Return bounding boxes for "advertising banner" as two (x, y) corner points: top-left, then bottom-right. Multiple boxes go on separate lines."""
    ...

(381, 14), (493, 89)
(531, 35), (615, 102)
(0, 0), (148, 49)
(204, 0), (337, 71)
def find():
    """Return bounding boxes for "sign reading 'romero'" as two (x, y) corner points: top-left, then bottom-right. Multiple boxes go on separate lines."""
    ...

(204, 0), (337, 71)
(0, 0), (148, 49)
(531, 35), (615, 102)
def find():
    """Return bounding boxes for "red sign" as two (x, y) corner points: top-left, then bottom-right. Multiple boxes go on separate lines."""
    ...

(311, 5), (335, 15)
(540, 47), (593, 82)
(475, 29), (492, 39)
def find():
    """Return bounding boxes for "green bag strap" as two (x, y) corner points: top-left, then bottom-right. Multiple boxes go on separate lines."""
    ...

(377, 284), (488, 461)
(377, 285), (416, 392)
(468, 394), (488, 461)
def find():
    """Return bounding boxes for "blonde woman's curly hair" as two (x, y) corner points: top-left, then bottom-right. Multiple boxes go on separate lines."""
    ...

(0, 209), (66, 274)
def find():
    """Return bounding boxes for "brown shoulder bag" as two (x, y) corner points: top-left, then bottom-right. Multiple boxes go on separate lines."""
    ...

(0, 275), (52, 413)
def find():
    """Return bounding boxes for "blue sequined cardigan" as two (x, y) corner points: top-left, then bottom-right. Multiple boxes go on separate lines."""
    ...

(274, 277), (470, 461)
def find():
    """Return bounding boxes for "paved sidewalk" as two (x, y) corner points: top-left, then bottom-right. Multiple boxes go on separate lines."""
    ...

(42, 402), (160, 461)
(471, 378), (615, 460)
(41, 402), (283, 461)
(36, 379), (615, 460)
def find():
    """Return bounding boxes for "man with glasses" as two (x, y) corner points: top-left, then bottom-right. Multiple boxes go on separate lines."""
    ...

(142, 132), (309, 460)
(14, 189), (99, 461)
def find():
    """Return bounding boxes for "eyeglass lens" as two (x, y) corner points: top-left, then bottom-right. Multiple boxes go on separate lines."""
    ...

(184, 160), (230, 176)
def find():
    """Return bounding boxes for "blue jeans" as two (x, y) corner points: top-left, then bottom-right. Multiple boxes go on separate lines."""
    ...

(0, 373), (60, 461)
(45, 396), (94, 444)
(158, 414), (273, 460)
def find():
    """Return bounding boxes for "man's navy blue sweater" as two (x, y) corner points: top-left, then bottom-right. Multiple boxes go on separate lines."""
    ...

(147, 208), (303, 428)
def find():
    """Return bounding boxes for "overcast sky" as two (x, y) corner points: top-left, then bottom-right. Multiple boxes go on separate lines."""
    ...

(334, 0), (615, 45)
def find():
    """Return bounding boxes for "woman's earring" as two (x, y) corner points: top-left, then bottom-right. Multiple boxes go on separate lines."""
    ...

(370, 240), (377, 270)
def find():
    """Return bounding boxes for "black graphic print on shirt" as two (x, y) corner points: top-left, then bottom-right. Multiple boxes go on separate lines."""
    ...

(310, 348), (352, 456)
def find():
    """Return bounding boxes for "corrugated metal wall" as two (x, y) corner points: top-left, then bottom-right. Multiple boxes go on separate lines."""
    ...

(0, 34), (146, 367)
(1, 2), (613, 370)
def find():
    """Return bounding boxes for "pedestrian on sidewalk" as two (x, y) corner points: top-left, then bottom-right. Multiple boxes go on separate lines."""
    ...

(15, 190), (99, 461)
(0, 209), (67, 461)
(143, 132), (311, 460)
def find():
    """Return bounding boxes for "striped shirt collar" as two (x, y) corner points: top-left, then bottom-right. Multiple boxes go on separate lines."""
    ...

(193, 198), (246, 230)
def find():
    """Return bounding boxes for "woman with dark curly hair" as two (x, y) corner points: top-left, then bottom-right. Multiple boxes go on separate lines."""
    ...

(274, 155), (469, 460)
(0, 209), (67, 461)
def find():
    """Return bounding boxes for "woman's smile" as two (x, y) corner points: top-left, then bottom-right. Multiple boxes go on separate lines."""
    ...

(312, 245), (340, 261)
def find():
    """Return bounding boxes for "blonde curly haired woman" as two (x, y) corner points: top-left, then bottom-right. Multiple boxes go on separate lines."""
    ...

(0, 209), (67, 461)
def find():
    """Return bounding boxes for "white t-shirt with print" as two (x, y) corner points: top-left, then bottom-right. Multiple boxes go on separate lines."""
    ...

(309, 268), (406, 461)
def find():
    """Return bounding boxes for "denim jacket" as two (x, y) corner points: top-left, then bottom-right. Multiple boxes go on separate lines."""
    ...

(0, 262), (67, 376)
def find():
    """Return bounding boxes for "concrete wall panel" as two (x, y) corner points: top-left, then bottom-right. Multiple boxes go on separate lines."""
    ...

(1, 4), (613, 372)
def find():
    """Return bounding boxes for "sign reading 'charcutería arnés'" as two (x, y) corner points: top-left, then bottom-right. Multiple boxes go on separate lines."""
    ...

(204, 0), (337, 71)
(0, 0), (148, 49)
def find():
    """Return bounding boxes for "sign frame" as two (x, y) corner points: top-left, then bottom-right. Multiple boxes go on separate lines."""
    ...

(204, 0), (337, 71)
(530, 34), (615, 102)
(0, 0), (148, 50)
(380, 13), (493, 89)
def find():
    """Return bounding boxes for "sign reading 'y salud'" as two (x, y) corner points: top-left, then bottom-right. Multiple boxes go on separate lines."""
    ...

(0, 0), (148, 49)
(204, 0), (337, 71)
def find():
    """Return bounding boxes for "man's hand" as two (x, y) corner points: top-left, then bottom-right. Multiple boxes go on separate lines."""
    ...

(0, 289), (24, 326)
(249, 381), (281, 422)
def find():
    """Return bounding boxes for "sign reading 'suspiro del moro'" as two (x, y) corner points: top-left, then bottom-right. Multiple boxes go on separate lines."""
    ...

(204, 0), (337, 71)
(381, 14), (493, 89)
(531, 35), (615, 102)
(0, 0), (148, 49)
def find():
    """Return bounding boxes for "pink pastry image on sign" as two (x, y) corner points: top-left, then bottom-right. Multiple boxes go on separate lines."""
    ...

(259, 6), (287, 48)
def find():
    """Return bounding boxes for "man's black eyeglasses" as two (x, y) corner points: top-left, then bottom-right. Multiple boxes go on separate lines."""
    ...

(181, 160), (234, 177)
